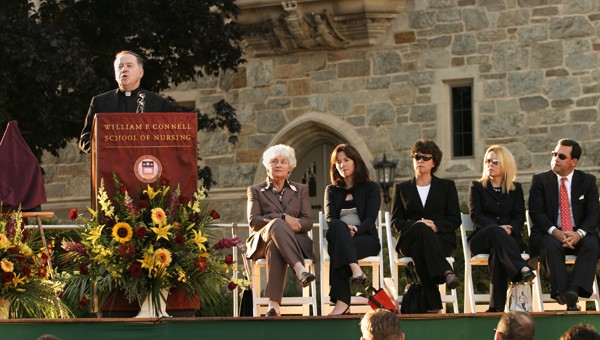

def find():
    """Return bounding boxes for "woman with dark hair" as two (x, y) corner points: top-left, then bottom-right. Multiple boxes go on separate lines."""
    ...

(324, 144), (381, 315)
(468, 145), (535, 312)
(391, 139), (461, 313)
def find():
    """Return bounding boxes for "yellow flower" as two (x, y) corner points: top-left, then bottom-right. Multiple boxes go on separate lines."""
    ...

(112, 222), (133, 243)
(20, 244), (33, 257)
(144, 185), (161, 200)
(192, 230), (207, 251)
(87, 225), (104, 245)
(139, 246), (156, 271)
(151, 224), (172, 241)
(12, 273), (26, 287)
(154, 248), (172, 268)
(0, 234), (10, 249)
(177, 268), (187, 283)
(1, 259), (14, 272)
(151, 208), (167, 226)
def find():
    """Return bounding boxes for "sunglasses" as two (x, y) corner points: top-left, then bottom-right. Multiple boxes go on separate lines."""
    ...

(485, 158), (500, 165)
(551, 151), (568, 160)
(412, 154), (433, 161)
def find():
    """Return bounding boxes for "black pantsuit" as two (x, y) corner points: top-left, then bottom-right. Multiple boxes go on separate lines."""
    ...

(468, 180), (529, 310)
(324, 181), (381, 305)
(529, 170), (600, 299)
(391, 176), (461, 310)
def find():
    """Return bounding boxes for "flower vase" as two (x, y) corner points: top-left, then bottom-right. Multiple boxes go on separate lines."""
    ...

(135, 289), (171, 318)
(0, 298), (10, 319)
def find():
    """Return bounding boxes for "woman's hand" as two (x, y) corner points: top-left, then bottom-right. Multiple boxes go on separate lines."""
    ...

(348, 224), (358, 237)
(420, 218), (438, 233)
(284, 214), (302, 232)
(499, 225), (512, 235)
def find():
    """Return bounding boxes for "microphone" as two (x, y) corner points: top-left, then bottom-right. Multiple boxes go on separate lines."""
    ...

(136, 92), (146, 113)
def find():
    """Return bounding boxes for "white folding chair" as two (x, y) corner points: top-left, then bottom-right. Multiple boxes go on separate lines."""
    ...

(526, 210), (600, 312)
(385, 212), (459, 313)
(249, 226), (318, 316)
(319, 211), (385, 315)
(460, 213), (531, 313)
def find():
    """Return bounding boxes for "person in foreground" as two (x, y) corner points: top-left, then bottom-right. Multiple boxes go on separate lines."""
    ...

(79, 50), (176, 153)
(560, 323), (600, 340)
(324, 144), (381, 315)
(528, 139), (600, 311)
(494, 311), (535, 340)
(360, 308), (405, 340)
(246, 144), (315, 316)
(391, 139), (461, 313)
(468, 145), (535, 312)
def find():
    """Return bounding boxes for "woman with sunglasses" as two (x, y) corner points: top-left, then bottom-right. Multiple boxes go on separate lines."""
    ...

(324, 144), (381, 315)
(391, 139), (461, 313)
(468, 145), (535, 312)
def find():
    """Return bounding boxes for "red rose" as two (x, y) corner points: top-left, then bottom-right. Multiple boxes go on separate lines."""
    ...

(138, 200), (149, 209)
(79, 296), (88, 307)
(129, 263), (143, 278)
(80, 264), (89, 275)
(160, 178), (170, 186)
(1, 272), (14, 282)
(120, 185), (128, 195)
(135, 226), (147, 239)
(209, 209), (220, 220)
(175, 233), (184, 245)
(22, 266), (31, 276)
(227, 281), (238, 291)
(179, 196), (190, 205)
(119, 243), (136, 258)
(8, 246), (19, 254)
(69, 208), (78, 221)
(224, 254), (233, 265)
(15, 254), (25, 263)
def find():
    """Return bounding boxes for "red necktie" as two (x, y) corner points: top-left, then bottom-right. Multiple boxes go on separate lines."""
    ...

(560, 177), (573, 232)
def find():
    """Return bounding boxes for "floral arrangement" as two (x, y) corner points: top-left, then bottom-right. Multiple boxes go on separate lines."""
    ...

(59, 175), (242, 315)
(0, 209), (66, 318)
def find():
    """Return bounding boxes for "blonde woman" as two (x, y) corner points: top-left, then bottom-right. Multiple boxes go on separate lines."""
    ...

(468, 145), (535, 312)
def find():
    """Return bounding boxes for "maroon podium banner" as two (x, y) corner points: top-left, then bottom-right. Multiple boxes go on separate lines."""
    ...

(91, 112), (197, 209)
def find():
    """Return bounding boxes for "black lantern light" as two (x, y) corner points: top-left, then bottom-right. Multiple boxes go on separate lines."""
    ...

(373, 153), (397, 205)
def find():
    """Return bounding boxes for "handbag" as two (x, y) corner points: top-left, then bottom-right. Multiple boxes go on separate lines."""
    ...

(400, 262), (427, 314)
(363, 286), (397, 314)
(508, 282), (532, 312)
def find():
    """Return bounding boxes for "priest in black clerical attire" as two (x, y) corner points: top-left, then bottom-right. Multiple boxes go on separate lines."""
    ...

(78, 50), (177, 154)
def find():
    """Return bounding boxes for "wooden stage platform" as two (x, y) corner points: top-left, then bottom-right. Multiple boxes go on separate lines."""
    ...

(1, 312), (599, 340)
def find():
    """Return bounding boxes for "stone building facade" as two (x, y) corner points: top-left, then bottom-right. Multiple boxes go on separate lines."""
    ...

(42, 0), (600, 223)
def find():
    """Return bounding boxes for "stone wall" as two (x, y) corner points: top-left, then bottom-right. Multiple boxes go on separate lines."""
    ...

(41, 0), (600, 222)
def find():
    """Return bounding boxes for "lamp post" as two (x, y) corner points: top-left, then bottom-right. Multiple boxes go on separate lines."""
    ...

(373, 153), (397, 205)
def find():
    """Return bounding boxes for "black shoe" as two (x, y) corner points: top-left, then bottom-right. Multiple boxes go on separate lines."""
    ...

(444, 271), (460, 290)
(485, 308), (502, 313)
(299, 271), (315, 288)
(351, 273), (367, 286)
(266, 308), (280, 317)
(521, 269), (536, 284)
(328, 306), (350, 316)
(561, 290), (579, 307)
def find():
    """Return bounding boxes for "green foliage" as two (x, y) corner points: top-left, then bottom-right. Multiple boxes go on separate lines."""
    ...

(0, 0), (244, 162)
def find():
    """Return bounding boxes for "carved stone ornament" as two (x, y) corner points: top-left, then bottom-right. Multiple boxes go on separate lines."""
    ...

(238, 0), (404, 56)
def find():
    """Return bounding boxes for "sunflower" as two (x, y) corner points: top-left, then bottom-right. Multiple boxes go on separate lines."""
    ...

(154, 248), (172, 268)
(111, 222), (133, 243)
(151, 207), (167, 226)
(0, 234), (10, 249)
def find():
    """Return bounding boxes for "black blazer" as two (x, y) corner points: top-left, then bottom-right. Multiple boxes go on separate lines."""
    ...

(79, 88), (176, 153)
(391, 175), (461, 249)
(528, 169), (600, 256)
(468, 180), (526, 251)
(324, 181), (381, 238)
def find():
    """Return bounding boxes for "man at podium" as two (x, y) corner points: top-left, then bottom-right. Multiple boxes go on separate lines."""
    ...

(78, 50), (177, 153)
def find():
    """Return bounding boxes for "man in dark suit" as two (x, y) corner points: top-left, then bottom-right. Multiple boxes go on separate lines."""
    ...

(529, 138), (600, 311)
(78, 50), (176, 153)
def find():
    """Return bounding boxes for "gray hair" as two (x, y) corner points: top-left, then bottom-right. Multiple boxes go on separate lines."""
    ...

(262, 144), (297, 170)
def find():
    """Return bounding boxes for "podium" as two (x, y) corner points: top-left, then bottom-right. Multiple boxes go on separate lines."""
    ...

(91, 112), (198, 209)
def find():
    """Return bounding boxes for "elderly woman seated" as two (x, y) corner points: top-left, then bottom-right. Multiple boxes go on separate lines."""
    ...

(245, 144), (315, 316)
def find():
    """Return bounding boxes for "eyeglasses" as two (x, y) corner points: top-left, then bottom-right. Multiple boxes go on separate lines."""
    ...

(412, 154), (433, 161)
(551, 151), (568, 160)
(485, 158), (500, 165)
